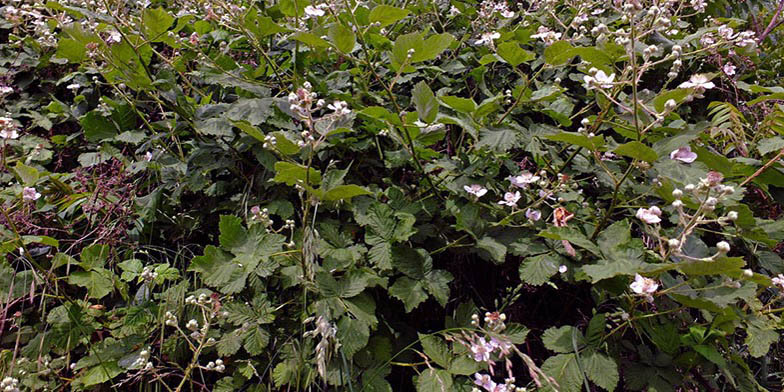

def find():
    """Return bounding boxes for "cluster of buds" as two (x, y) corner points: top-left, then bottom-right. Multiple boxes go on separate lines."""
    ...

(471, 311), (507, 332)
(204, 359), (225, 372)
(164, 311), (177, 326)
(0, 116), (19, 140)
(641, 171), (738, 261)
(298, 130), (316, 147)
(141, 266), (158, 282)
(250, 206), (273, 227)
(283, 219), (295, 230)
(132, 347), (153, 370)
(1, 377), (19, 392)
(262, 134), (276, 149)
(186, 293), (212, 306)
(287, 82), (319, 121)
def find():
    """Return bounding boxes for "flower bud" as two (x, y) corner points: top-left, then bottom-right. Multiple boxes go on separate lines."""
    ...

(716, 241), (731, 253)
(672, 189), (683, 199)
(726, 211), (738, 221)
(667, 238), (680, 248)
(743, 269), (753, 277)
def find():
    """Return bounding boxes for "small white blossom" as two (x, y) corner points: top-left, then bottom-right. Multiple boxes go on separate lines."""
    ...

(464, 184), (488, 198)
(772, 274), (784, 289)
(498, 191), (521, 207)
(670, 146), (698, 163)
(722, 63), (736, 76)
(508, 171), (540, 188)
(584, 70), (616, 89)
(630, 274), (659, 296)
(22, 187), (41, 201)
(679, 74), (715, 91)
(304, 5), (325, 17)
(475, 31), (500, 47)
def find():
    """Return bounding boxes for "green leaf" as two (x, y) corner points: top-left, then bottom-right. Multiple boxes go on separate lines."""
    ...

(369, 5), (410, 27)
(539, 226), (601, 255)
(412, 81), (438, 123)
(142, 8), (174, 41)
(545, 131), (605, 151)
(80, 244), (110, 271)
(541, 353), (583, 392)
(338, 317), (370, 358)
(585, 313), (606, 347)
(544, 40), (575, 65)
(329, 24), (356, 53)
(584, 351), (619, 391)
(519, 253), (561, 286)
(75, 362), (123, 387)
(243, 326), (270, 355)
(13, 162), (40, 186)
(323, 184), (372, 201)
(416, 369), (453, 392)
(745, 317), (779, 358)
(420, 334), (451, 369)
(542, 325), (585, 354)
(476, 236), (506, 263)
(389, 277), (428, 312)
(440, 96), (477, 114)
(68, 269), (113, 299)
(477, 126), (518, 152)
(757, 136), (784, 155)
(614, 141), (658, 163)
(496, 41), (535, 66)
(217, 330), (243, 356)
(273, 161), (322, 186)
(677, 256), (745, 276)
(291, 32), (330, 48)
(80, 111), (118, 142)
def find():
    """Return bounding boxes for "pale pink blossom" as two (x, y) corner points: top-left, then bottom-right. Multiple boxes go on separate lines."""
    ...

(723, 63), (736, 76)
(670, 146), (698, 163)
(470, 338), (494, 362)
(525, 208), (541, 221)
(304, 4), (325, 17)
(475, 31), (500, 46)
(679, 74), (715, 90)
(474, 373), (500, 392)
(509, 171), (540, 188)
(464, 184), (488, 198)
(498, 191), (521, 207)
(636, 206), (662, 224)
(630, 274), (659, 302)
(772, 274), (784, 289)
(22, 187), (41, 201)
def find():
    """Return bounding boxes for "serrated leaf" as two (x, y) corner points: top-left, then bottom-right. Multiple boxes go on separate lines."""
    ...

(440, 96), (477, 114)
(217, 331), (243, 356)
(389, 277), (428, 312)
(545, 131), (604, 151)
(477, 126), (518, 152)
(338, 316), (370, 358)
(476, 236), (506, 263)
(273, 161), (322, 186)
(542, 325), (585, 354)
(677, 256), (745, 276)
(416, 368), (453, 392)
(142, 8), (174, 41)
(323, 184), (372, 201)
(13, 162), (39, 186)
(541, 353), (583, 392)
(496, 41), (534, 66)
(584, 351), (619, 391)
(544, 40), (575, 65)
(243, 326), (270, 355)
(68, 269), (113, 299)
(519, 253), (561, 286)
(420, 334), (451, 368)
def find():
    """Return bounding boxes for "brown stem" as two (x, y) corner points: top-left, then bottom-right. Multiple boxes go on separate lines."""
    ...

(739, 147), (784, 188)
(758, 0), (784, 43)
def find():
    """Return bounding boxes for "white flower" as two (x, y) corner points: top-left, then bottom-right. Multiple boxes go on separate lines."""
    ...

(678, 74), (715, 90)
(0, 128), (19, 140)
(531, 26), (562, 45)
(525, 208), (541, 221)
(508, 171), (540, 188)
(716, 241), (731, 253)
(691, 0), (707, 12)
(107, 30), (122, 44)
(722, 63), (736, 76)
(66, 83), (80, 91)
(772, 274), (784, 289)
(584, 70), (616, 89)
(22, 187), (41, 201)
(475, 31), (500, 46)
(0, 86), (13, 96)
(144, 151), (153, 161)
(464, 184), (488, 198)
(670, 146), (698, 163)
(636, 206), (662, 224)
(304, 5), (325, 17)
(498, 191), (521, 207)
(558, 265), (568, 273)
(327, 100), (351, 115)
(630, 274), (659, 295)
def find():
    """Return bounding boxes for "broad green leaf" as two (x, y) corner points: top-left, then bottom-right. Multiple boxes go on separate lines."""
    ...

(80, 244), (110, 271)
(412, 81), (438, 123)
(273, 161), (322, 186)
(545, 131), (605, 151)
(338, 317), (370, 358)
(323, 184), (372, 201)
(541, 353), (583, 392)
(544, 40), (575, 65)
(291, 32), (330, 48)
(584, 351), (619, 391)
(420, 334), (451, 368)
(745, 317), (778, 358)
(80, 111), (118, 142)
(476, 236), (506, 263)
(496, 41), (534, 66)
(389, 277), (428, 312)
(440, 96), (477, 114)
(542, 325), (585, 354)
(538, 226), (601, 255)
(519, 253), (561, 286)
(757, 136), (784, 155)
(477, 126), (518, 152)
(13, 162), (39, 186)
(369, 5), (410, 27)
(677, 256), (745, 276)
(416, 368), (453, 392)
(329, 24), (356, 54)
(142, 8), (174, 41)
(243, 326), (270, 355)
(68, 269), (113, 299)
(614, 141), (658, 163)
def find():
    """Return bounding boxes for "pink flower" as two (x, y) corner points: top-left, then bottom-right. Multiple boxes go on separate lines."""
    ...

(497, 191), (521, 207)
(509, 171), (540, 188)
(722, 63), (736, 76)
(525, 208), (541, 221)
(464, 184), (488, 198)
(22, 187), (41, 201)
(470, 338), (494, 362)
(636, 206), (662, 224)
(670, 146), (697, 163)
(772, 274), (784, 289)
(474, 373), (498, 391)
